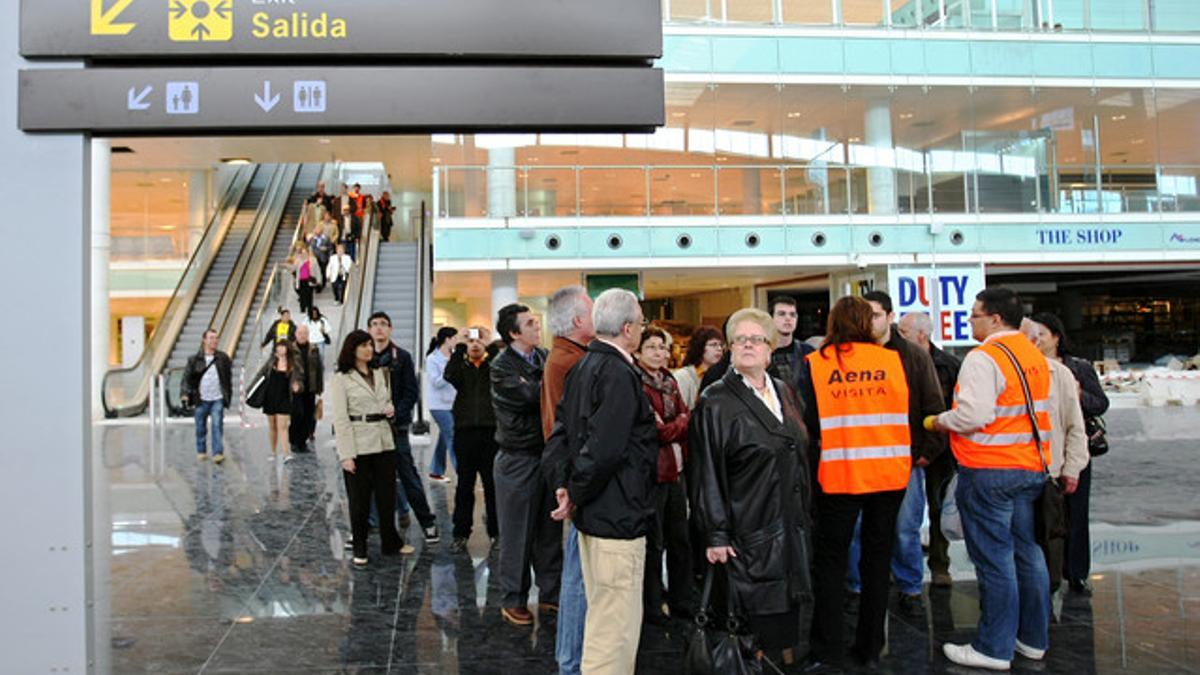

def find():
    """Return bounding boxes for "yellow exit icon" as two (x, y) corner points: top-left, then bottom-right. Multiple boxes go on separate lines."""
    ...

(169, 0), (232, 42)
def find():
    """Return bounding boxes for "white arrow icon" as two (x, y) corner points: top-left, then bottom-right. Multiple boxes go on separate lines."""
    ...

(127, 85), (152, 111)
(254, 81), (280, 112)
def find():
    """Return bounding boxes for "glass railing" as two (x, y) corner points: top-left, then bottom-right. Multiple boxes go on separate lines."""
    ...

(334, 210), (380, 352)
(437, 163), (1200, 219)
(101, 164), (257, 418)
(664, 0), (1195, 32)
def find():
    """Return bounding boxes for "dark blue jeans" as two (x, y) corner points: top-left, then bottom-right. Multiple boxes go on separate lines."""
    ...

(194, 399), (224, 457)
(957, 467), (1049, 660)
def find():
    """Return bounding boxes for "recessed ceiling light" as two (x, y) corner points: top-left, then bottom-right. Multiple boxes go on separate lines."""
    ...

(318, 138), (332, 144)
(899, 112), (915, 120)
(1131, 138), (1145, 145)
(1111, 114), (1127, 121)
(786, 111), (802, 118)
(671, 111), (687, 118)
(848, 136), (862, 143)
(716, 156), (727, 161)
(429, 157), (441, 163)
(159, 177), (172, 183)
(220, 157), (251, 165)
(689, 172), (701, 178)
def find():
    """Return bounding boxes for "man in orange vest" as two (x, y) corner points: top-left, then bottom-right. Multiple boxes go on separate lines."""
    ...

(800, 296), (911, 670)
(928, 287), (1054, 671)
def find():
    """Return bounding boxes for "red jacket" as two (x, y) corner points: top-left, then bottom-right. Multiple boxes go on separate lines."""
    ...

(641, 371), (690, 483)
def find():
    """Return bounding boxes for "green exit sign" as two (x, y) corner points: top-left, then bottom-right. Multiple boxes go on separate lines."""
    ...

(585, 273), (642, 300)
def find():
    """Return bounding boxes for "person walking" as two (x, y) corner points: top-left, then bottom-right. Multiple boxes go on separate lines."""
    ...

(308, 223), (333, 293)
(295, 249), (320, 316)
(426, 327), (459, 483)
(328, 329), (413, 567)
(378, 190), (396, 242)
(800, 296), (912, 671)
(301, 306), (333, 360)
(1027, 313), (1105, 594)
(368, 311), (440, 544)
(262, 307), (296, 347)
(547, 289), (657, 674)
(339, 203), (361, 261)
(897, 311), (962, 588)
(444, 327), (499, 553)
(690, 307), (813, 665)
(672, 325), (723, 410)
(289, 325), (323, 453)
(326, 244), (353, 305)
(256, 341), (304, 463)
(930, 287), (1054, 670)
(634, 327), (695, 624)
(490, 303), (561, 627)
(539, 284), (595, 675)
(183, 329), (232, 464)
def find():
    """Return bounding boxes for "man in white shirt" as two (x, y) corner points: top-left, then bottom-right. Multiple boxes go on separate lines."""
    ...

(325, 243), (354, 305)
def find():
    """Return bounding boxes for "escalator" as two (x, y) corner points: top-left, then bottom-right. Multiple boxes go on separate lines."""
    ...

(231, 162), (322, 369)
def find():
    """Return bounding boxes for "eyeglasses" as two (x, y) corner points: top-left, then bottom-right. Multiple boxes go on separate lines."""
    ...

(731, 335), (770, 346)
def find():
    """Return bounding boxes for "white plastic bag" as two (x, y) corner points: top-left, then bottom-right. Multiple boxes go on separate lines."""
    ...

(939, 473), (964, 542)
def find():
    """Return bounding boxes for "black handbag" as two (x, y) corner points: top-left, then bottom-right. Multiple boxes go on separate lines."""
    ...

(994, 343), (1067, 544)
(1085, 415), (1109, 457)
(245, 372), (267, 409)
(684, 564), (762, 675)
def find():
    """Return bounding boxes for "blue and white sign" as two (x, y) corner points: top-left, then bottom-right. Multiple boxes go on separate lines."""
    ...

(888, 265), (985, 346)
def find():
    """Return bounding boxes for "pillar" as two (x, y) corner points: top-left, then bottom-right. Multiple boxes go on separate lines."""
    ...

(865, 98), (897, 215)
(92, 138), (111, 421)
(491, 270), (519, 332)
(188, 169), (209, 252)
(487, 147), (517, 218)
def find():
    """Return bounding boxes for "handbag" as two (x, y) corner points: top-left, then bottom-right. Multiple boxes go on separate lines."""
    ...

(938, 473), (964, 541)
(1085, 415), (1109, 457)
(684, 565), (762, 675)
(315, 397), (324, 421)
(993, 343), (1068, 545)
(246, 372), (267, 409)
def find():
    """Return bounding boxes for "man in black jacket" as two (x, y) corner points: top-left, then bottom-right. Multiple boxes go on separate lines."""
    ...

(368, 311), (440, 544)
(183, 329), (233, 464)
(861, 291), (947, 616)
(769, 295), (817, 396)
(899, 310), (962, 588)
(490, 303), (559, 627)
(444, 326), (498, 553)
(288, 325), (323, 453)
(547, 289), (657, 673)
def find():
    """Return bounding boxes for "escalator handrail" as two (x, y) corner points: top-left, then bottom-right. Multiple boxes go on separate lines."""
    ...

(100, 164), (256, 417)
(215, 163), (301, 358)
(334, 210), (379, 352)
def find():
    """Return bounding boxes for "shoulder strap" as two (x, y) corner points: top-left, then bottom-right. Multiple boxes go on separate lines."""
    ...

(992, 341), (1051, 478)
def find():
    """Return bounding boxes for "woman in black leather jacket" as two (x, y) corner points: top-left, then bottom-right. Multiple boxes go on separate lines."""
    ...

(688, 307), (813, 661)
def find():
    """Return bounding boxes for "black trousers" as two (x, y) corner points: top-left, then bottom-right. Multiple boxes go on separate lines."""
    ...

(924, 451), (956, 575)
(452, 427), (499, 539)
(332, 277), (347, 303)
(288, 392), (316, 448)
(644, 480), (696, 614)
(1064, 461), (1093, 584)
(344, 451), (401, 559)
(811, 488), (905, 664)
(298, 282), (314, 314)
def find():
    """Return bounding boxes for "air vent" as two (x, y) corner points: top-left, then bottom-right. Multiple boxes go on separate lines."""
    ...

(111, 146), (134, 154)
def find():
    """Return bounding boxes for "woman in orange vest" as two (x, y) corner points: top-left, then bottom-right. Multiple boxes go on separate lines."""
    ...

(798, 296), (912, 670)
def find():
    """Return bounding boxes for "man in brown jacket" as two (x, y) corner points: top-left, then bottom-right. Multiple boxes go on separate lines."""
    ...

(540, 284), (595, 675)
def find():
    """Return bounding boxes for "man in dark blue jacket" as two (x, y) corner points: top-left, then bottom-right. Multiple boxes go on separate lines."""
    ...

(369, 311), (439, 545)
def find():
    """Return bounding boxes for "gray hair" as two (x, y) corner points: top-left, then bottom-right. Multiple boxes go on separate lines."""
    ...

(592, 288), (641, 338)
(548, 285), (590, 337)
(901, 311), (933, 337)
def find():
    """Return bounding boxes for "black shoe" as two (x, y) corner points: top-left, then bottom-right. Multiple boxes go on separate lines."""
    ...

(1069, 579), (1094, 596)
(844, 591), (860, 615)
(450, 537), (468, 553)
(898, 592), (925, 618)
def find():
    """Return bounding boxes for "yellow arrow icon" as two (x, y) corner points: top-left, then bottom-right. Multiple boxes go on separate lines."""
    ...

(91, 0), (136, 36)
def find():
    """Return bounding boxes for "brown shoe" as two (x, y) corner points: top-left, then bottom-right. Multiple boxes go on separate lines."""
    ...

(501, 606), (534, 626)
(932, 572), (953, 587)
(538, 602), (559, 615)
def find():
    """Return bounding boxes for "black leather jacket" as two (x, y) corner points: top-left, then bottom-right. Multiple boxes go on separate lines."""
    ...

(489, 345), (547, 452)
(688, 368), (813, 616)
(444, 346), (496, 430)
(183, 350), (233, 406)
(550, 341), (658, 540)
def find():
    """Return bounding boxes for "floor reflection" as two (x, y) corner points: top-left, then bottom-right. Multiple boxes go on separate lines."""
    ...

(94, 406), (1200, 674)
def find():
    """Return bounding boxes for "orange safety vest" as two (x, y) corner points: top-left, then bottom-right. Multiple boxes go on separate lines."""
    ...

(807, 342), (912, 495)
(949, 332), (1053, 472)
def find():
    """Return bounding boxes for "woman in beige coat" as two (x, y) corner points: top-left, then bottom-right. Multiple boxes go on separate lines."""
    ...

(329, 329), (410, 566)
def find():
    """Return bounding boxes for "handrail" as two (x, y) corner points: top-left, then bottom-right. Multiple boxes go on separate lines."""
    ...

(334, 209), (379, 351)
(101, 164), (256, 417)
(217, 163), (301, 359)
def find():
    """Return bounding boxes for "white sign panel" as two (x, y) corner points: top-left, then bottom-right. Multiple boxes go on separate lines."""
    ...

(888, 265), (985, 346)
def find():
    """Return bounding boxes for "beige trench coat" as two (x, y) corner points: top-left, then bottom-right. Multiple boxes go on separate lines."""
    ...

(328, 368), (395, 462)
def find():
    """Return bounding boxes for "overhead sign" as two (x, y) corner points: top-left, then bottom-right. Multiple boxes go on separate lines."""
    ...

(21, 0), (662, 60)
(18, 66), (665, 133)
(888, 265), (985, 346)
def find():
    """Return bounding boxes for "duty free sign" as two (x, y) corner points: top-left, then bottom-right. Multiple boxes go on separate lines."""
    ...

(888, 265), (986, 347)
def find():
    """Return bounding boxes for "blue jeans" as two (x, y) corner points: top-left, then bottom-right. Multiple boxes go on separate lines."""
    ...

(556, 523), (587, 675)
(429, 409), (457, 476)
(194, 399), (224, 457)
(846, 515), (862, 593)
(957, 467), (1049, 661)
(891, 467), (926, 595)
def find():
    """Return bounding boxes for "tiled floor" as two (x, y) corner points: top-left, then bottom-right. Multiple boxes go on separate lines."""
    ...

(93, 406), (1200, 674)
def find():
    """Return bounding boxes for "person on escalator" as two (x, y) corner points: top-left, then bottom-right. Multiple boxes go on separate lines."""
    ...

(262, 307), (296, 347)
(307, 223), (333, 293)
(325, 244), (354, 306)
(339, 203), (361, 261)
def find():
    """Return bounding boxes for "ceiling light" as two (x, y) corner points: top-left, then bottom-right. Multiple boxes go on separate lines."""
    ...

(220, 157), (251, 165)
(1111, 114), (1127, 121)
(158, 177), (172, 182)
(318, 138), (332, 145)
(848, 136), (862, 143)
(1131, 138), (1145, 145)
(429, 157), (441, 163)
(786, 111), (802, 119)
(716, 156), (727, 161)
(899, 112), (914, 120)
(671, 111), (687, 118)
(689, 172), (701, 178)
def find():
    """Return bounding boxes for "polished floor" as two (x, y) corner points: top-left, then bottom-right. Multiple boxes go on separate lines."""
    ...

(93, 406), (1200, 674)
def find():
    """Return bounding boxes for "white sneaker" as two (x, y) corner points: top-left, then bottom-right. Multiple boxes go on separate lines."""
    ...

(943, 643), (1010, 671)
(1015, 640), (1046, 660)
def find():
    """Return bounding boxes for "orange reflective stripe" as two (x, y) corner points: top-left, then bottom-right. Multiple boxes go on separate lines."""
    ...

(950, 333), (1053, 471)
(808, 342), (912, 495)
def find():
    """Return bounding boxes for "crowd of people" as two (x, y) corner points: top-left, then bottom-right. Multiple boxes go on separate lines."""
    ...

(184, 281), (1108, 674)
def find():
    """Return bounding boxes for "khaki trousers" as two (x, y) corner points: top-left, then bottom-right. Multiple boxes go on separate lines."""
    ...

(578, 531), (646, 675)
